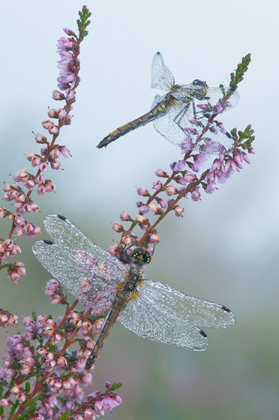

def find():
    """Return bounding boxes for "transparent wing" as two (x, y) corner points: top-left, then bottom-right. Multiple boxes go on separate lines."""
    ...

(153, 102), (188, 145)
(152, 86), (240, 152)
(42, 214), (115, 265)
(32, 215), (127, 310)
(151, 52), (175, 91)
(206, 86), (240, 111)
(119, 279), (234, 350)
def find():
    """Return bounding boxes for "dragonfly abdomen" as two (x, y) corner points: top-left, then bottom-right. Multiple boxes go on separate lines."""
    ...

(85, 290), (129, 370)
(97, 99), (172, 149)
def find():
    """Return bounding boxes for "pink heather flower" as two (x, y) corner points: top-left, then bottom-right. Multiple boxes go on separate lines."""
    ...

(25, 178), (36, 189)
(66, 89), (76, 100)
(48, 108), (58, 118)
(102, 395), (122, 411)
(175, 175), (186, 185)
(135, 215), (149, 224)
(157, 198), (167, 209)
(191, 189), (201, 201)
(52, 89), (65, 100)
(138, 205), (149, 215)
(149, 232), (160, 244)
(50, 148), (61, 159)
(120, 211), (130, 221)
(93, 401), (105, 417)
(152, 180), (162, 190)
(60, 145), (72, 157)
(57, 108), (68, 119)
(184, 173), (197, 183)
(155, 168), (167, 177)
(42, 120), (54, 130)
(0, 240), (21, 258)
(234, 153), (243, 168)
(122, 235), (137, 245)
(49, 124), (59, 135)
(166, 185), (178, 196)
(137, 187), (148, 196)
(34, 133), (47, 143)
(34, 174), (45, 185)
(10, 385), (21, 394)
(39, 161), (48, 172)
(44, 180), (56, 192)
(36, 185), (46, 196)
(112, 223), (123, 232)
(13, 170), (30, 183)
(0, 206), (8, 218)
(14, 215), (25, 226)
(179, 138), (192, 153)
(173, 160), (186, 171)
(190, 152), (208, 173)
(0, 310), (18, 327)
(174, 206), (184, 217)
(148, 203), (162, 214)
(243, 153), (250, 164)
(50, 160), (61, 170)
(26, 153), (42, 167)
(205, 180), (217, 193)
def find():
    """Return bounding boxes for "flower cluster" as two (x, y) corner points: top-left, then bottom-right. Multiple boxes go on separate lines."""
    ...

(109, 54), (254, 255)
(0, 280), (121, 419)
(0, 9), (90, 284)
(0, 7), (122, 420)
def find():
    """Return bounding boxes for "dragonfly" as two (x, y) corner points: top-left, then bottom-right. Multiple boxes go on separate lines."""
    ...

(97, 51), (239, 152)
(32, 214), (235, 370)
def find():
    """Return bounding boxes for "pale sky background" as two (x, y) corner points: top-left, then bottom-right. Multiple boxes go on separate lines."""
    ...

(1, 1), (279, 419)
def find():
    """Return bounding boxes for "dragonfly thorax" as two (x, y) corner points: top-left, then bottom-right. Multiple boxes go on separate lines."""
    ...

(130, 248), (152, 266)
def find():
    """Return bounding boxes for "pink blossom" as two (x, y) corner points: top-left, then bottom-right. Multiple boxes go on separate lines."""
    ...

(155, 168), (167, 177)
(174, 206), (184, 217)
(120, 211), (130, 221)
(166, 185), (178, 196)
(191, 189), (201, 201)
(60, 145), (72, 157)
(137, 187), (148, 196)
(112, 223), (123, 232)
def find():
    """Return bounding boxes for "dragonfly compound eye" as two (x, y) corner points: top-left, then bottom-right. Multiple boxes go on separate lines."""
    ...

(130, 248), (152, 265)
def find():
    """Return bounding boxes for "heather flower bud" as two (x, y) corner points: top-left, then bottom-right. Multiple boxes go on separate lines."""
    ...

(120, 211), (130, 221)
(166, 185), (178, 196)
(191, 190), (201, 201)
(137, 187), (148, 196)
(174, 206), (184, 217)
(155, 168), (167, 177)
(112, 223), (123, 232)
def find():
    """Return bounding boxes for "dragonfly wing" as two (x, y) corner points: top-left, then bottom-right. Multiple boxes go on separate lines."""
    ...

(153, 103), (188, 145)
(151, 52), (175, 91)
(119, 279), (234, 350)
(206, 86), (240, 112)
(41, 215), (125, 270)
(32, 240), (119, 310)
(119, 281), (208, 350)
(141, 280), (235, 328)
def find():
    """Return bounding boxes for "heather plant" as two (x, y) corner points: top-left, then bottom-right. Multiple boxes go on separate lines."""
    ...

(0, 5), (254, 420)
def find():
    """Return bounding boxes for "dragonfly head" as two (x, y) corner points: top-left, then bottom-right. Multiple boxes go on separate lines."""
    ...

(130, 248), (152, 266)
(192, 79), (208, 99)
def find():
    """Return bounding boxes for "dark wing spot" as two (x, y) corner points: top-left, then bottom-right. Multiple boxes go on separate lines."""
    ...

(44, 240), (54, 245)
(200, 330), (207, 338)
(58, 214), (67, 221)
(221, 306), (231, 313)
